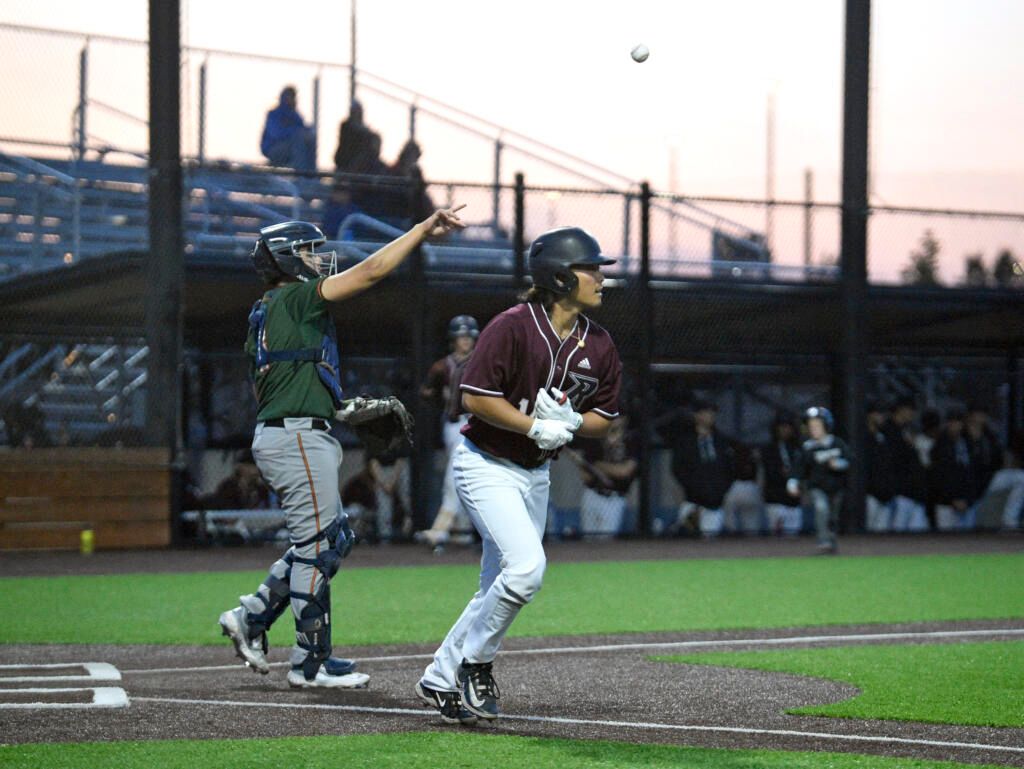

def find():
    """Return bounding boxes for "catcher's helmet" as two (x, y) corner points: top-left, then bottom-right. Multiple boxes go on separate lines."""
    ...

(803, 406), (834, 433)
(251, 221), (337, 284)
(448, 315), (479, 339)
(528, 227), (616, 295)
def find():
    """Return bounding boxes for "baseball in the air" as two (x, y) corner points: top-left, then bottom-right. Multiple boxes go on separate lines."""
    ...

(631, 44), (649, 63)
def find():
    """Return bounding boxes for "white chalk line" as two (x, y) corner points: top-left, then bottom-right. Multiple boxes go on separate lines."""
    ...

(131, 695), (1024, 756)
(121, 627), (1024, 675)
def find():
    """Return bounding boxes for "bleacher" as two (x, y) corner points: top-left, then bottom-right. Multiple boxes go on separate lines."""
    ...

(0, 153), (516, 281)
(0, 340), (148, 445)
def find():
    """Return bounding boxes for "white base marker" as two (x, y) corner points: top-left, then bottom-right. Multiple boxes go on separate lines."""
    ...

(0, 687), (129, 709)
(0, 662), (121, 684)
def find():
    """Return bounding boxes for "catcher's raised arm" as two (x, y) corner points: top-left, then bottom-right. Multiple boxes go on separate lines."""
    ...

(320, 205), (466, 303)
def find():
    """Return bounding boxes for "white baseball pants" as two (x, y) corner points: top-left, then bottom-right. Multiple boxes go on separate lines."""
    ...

(421, 440), (550, 691)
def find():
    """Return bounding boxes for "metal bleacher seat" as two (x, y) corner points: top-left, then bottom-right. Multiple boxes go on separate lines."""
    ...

(1, 154), (515, 283)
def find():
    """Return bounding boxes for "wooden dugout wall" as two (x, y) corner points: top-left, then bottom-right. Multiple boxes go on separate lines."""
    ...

(0, 448), (170, 550)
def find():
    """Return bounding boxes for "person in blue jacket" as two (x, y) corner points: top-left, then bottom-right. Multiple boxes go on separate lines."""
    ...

(260, 86), (316, 171)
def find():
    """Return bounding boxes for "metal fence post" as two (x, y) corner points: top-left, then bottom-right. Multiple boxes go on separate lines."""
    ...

(410, 174), (430, 531)
(838, 0), (871, 533)
(147, 0), (186, 544)
(514, 172), (525, 287)
(638, 181), (653, 536)
(198, 59), (207, 165)
(492, 137), (503, 235)
(622, 192), (632, 270)
(312, 70), (321, 166)
(77, 42), (89, 160)
(1008, 350), (1020, 444)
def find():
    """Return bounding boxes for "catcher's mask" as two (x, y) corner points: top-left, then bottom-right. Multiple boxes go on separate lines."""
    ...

(252, 221), (338, 284)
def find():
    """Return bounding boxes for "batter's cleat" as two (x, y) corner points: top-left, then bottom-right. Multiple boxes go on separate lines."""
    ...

(415, 681), (478, 725)
(458, 660), (500, 720)
(219, 607), (270, 675)
(287, 664), (370, 689)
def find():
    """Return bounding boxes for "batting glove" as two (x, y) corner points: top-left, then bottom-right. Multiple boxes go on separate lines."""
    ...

(534, 387), (584, 431)
(527, 418), (574, 451)
(786, 478), (801, 498)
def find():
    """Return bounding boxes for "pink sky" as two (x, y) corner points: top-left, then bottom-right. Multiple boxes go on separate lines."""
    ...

(0, 0), (1021, 282)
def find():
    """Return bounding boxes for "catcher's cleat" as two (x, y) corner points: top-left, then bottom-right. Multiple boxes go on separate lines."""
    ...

(219, 607), (270, 674)
(415, 681), (478, 725)
(458, 660), (500, 720)
(322, 656), (358, 676)
(287, 664), (369, 689)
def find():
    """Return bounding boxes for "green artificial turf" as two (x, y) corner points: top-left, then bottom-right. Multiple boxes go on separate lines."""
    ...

(660, 640), (1024, 727)
(0, 553), (1021, 646)
(0, 732), (1010, 769)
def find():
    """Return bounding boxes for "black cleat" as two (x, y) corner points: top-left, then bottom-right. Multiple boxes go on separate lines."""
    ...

(415, 681), (478, 725)
(458, 660), (500, 720)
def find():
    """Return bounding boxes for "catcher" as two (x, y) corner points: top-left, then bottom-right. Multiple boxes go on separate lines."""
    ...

(218, 205), (465, 689)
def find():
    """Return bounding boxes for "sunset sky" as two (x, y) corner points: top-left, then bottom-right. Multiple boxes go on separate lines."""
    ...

(0, 0), (1021, 281)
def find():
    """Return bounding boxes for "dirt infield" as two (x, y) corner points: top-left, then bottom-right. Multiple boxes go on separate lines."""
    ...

(2, 535), (1023, 766)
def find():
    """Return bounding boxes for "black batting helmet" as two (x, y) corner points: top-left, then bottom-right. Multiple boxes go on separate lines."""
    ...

(251, 221), (337, 284)
(803, 406), (834, 433)
(528, 227), (615, 295)
(448, 315), (479, 339)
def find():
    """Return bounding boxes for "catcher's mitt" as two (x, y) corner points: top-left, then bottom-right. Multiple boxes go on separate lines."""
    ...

(336, 396), (414, 459)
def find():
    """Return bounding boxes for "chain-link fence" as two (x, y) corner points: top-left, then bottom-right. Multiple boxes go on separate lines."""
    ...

(2, 23), (1023, 548)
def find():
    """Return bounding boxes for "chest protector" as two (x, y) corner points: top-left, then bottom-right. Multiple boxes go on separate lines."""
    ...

(247, 290), (344, 409)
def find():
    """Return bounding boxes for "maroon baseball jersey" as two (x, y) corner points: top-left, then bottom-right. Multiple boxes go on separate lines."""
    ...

(460, 302), (622, 468)
(424, 353), (472, 422)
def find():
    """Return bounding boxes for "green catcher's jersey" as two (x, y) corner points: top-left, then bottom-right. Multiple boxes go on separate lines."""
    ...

(245, 278), (337, 421)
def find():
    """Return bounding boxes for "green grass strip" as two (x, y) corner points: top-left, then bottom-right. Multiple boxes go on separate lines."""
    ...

(660, 641), (1024, 727)
(0, 553), (1021, 646)
(0, 732), (1010, 769)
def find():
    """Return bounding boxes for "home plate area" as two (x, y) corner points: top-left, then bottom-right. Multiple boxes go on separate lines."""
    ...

(0, 662), (128, 709)
(1, 623), (1023, 767)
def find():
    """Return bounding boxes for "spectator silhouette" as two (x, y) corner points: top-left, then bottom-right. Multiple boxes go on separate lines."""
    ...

(930, 408), (978, 530)
(202, 462), (271, 510)
(260, 85), (316, 171)
(883, 397), (930, 531)
(2, 403), (50, 448)
(333, 101), (382, 174)
(381, 140), (435, 221)
(864, 401), (897, 531)
(760, 413), (803, 536)
(570, 416), (638, 538)
(965, 404), (1002, 501)
(722, 443), (763, 534)
(669, 400), (735, 537)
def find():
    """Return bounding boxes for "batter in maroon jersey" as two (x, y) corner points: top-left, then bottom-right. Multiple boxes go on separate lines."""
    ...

(415, 227), (622, 724)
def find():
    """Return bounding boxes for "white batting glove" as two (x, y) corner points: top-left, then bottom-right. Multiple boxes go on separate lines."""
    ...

(527, 418), (574, 451)
(786, 478), (801, 497)
(534, 387), (583, 431)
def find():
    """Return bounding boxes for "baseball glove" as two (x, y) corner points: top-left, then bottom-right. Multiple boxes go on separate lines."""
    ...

(336, 396), (415, 459)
